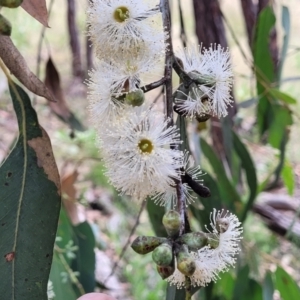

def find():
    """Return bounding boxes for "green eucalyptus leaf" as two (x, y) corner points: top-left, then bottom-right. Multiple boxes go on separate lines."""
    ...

(253, 6), (276, 136)
(281, 159), (295, 195)
(232, 131), (258, 222)
(278, 6), (290, 82)
(263, 272), (274, 300)
(274, 267), (300, 300)
(269, 88), (296, 104)
(0, 82), (61, 300)
(71, 222), (96, 293)
(200, 138), (241, 213)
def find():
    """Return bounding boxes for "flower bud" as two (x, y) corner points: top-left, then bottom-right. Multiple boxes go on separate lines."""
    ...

(131, 236), (167, 254)
(216, 216), (230, 233)
(156, 262), (175, 279)
(0, 0), (23, 8)
(0, 14), (11, 36)
(162, 210), (181, 238)
(176, 245), (196, 276)
(152, 242), (173, 266)
(206, 233), (219, 249)
(178, 232), (207, 251)
(125, 89), (145, 107)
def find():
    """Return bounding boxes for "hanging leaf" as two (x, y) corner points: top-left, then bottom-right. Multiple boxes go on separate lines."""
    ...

(49, 252), (78, 300)
(281, 159), (295, 195)
(146, 199), (167, 237)
(71, 222), (96, 293)
(200, 138), (241, 213)
(253, 6), (276, 136)
(269, 88), (297, 104)
(263, 272), (274, 300)
(0, 82), (61, 299)
(21, 0), (49, 27)
(278, 6), (290, 83)
(274, 267), (300, 300)
(268, 105), (292, 149)
(0, 36), (55, 102)
(44, 57), (85, 131)
(232, 265), (263, 300)
(232, 131), (258, 222)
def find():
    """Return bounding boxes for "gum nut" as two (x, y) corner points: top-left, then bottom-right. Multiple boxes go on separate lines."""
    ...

(152, 243), (173, 266)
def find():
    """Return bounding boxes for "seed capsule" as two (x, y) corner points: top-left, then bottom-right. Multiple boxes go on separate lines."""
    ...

(152, 242), (173, 266)
(156, 263), (175, 279)
(0, 0), (23, 8)
(131, 236), (167, 254)
(176, 245), (196, 276)
(178, 232), (208, 251)
(162, 210), (181, 238)
(0, 15), (11, 36)
(125, 89), (145, 107)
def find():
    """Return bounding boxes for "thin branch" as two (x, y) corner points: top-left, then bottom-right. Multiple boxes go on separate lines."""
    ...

(103, 201), (146, 284)
(141, 76), (166, 93)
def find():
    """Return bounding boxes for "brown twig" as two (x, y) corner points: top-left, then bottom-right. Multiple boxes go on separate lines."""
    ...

(103, 201), (146, 284)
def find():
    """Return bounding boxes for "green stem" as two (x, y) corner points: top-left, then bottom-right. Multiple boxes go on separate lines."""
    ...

(185, 276), (192, 300)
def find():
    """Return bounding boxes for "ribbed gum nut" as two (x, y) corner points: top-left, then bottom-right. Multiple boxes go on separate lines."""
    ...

(125, 89), (145, 107)
(152, 242), (173, 266)
(178, 232), (208, 251)
(176, 245), (196, 276)
(216, 216), (229, 233)
(0, 14), (12, 36)
(0, 0), (23, 8)
(156, 263), (175, 279)
(162, 210), (181, 237)
(131, 236), (167, 255)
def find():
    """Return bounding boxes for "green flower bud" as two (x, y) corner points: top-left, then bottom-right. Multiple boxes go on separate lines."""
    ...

(0, 14), (11, 36)
(162, 210), (181, 238)
(152, 242), (173, 266)
(131, 236), (167, 255)
(0, 0), (23, 8)
(178, 232), (208, 251)
(156, 263), (175, 279)
(188, 71), (215, 86)
(176, 245), (196, 276)
(125, 89), (145, 107)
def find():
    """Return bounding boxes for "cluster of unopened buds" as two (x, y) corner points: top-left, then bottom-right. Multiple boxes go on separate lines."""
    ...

(132, 209), (243, 288)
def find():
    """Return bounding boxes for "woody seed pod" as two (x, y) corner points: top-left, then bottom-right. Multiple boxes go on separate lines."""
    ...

(152, 242), (173, 266)
(131, 236), (167, 255)
(162, 210), (181, 238)
(176, 245), (196, 276)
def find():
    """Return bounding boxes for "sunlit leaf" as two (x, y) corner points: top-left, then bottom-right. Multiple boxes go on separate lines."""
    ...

(281, 159), (295, 195)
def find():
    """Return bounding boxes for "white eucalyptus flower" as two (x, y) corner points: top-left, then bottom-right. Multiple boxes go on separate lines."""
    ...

(167, 209), (242, 288)
(87, 0), (162, 58)
(100, 106), (183, 201)
(87, 61), (125, 128)
(152, 152), (203, 207)
(175, 44), (233, 118)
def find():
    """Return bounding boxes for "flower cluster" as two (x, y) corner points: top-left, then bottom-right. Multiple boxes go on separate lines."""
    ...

(175, 44), (233, 118)
(166, 209), (243, 288)
(87, 0), (183, 203)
